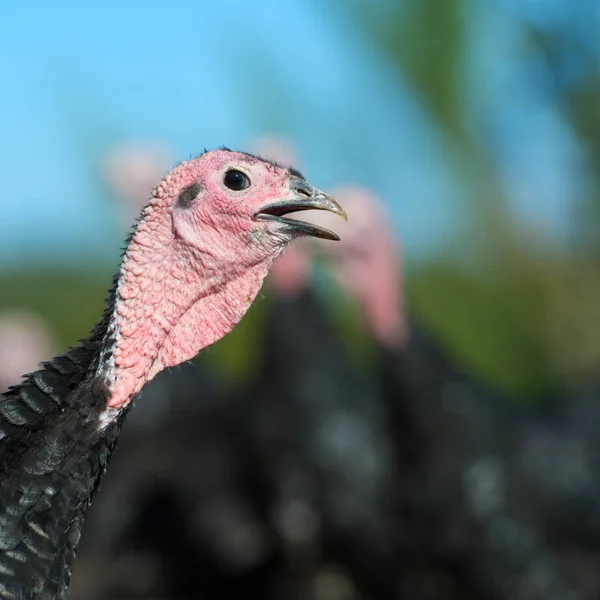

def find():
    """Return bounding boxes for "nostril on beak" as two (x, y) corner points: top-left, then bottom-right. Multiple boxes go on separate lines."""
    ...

(290, 179), (314, 198)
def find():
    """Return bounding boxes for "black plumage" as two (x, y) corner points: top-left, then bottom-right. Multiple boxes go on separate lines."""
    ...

(380, 322), (585, 599)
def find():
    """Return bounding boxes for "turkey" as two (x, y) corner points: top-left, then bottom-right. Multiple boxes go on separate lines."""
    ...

(77, 138), (403, 599)
(314, 185), (586, 599)
(0, 148), (346, 600)
(70, 142), (280, 598)
(70, 138), (328, 599)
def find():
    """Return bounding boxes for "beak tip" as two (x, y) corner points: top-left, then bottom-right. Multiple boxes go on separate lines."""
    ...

(325, 196), (347, 222)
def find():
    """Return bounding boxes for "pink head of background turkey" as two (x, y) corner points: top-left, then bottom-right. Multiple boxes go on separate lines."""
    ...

(311, 185), (408, 349)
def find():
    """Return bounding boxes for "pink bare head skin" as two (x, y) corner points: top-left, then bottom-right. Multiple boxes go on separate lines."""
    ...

(99, 149), (345, 409)
(102, 142), (174, 226)
(252, 135), (312, 296)
(310, 185), (408, 350)
(0, 310), (57, 393)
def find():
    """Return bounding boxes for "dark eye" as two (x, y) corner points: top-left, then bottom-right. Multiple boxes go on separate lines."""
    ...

(224, 169), (250, 191)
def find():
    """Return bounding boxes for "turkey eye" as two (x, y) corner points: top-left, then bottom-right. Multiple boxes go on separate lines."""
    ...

(224, 169), (250, 191)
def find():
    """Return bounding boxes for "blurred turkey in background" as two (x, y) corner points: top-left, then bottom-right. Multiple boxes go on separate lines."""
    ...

(3, 1), (600, 598)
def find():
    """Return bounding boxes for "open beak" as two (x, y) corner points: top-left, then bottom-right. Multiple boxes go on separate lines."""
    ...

(255, 178), (347, 241)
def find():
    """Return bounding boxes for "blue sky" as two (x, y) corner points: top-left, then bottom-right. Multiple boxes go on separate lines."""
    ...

(0, 0), (587, 271)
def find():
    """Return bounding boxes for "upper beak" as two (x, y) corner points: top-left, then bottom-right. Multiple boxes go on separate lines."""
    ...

(255, 178), (347, 241)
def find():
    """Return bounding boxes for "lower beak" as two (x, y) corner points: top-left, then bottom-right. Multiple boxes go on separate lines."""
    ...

(255, 179), (347, 241)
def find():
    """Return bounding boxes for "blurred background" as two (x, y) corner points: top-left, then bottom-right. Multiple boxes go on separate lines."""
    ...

(3, 1), (600, 599)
